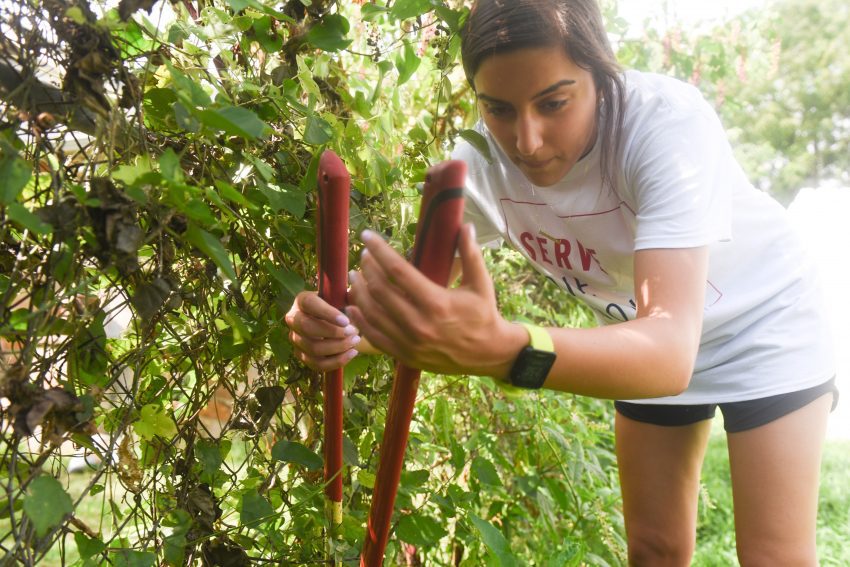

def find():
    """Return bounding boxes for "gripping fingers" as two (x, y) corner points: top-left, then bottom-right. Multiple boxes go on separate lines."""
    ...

(289, 310), (358, 341)
(343, 304), (398, 362)
(285, 292), (357, 341)
(358, 250), (419, 325)
(297, 347), (359, 372)
(291, 331), (361, 358)
(360, 230), (434, 307)
(346, 272), (408, 359)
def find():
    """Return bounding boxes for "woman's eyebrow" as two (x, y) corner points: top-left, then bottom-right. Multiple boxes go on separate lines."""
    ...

(532, 79), (576, 99)
(476, 79), (577, 104)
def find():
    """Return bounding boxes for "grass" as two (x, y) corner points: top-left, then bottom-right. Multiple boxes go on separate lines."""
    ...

(692, 424), (850, 566)
(3, 428), (847, 565)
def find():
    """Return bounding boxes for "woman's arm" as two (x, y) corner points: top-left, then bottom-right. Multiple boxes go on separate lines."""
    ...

(542, 246), (707, 399)
(346, 224), (707, 400)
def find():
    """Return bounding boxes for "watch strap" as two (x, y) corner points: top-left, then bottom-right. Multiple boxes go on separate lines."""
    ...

(518, 322), (554, 352)
(507, 322), (556, 389)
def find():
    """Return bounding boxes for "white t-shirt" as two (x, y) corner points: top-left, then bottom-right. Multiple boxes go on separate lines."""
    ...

(452, 70), (835, 404)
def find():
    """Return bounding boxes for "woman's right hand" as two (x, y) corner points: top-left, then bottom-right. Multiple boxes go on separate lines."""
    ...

(284, 291), (361, 371)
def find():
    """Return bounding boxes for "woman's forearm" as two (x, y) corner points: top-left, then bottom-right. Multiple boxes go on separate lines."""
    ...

(541, 317), (697, 399)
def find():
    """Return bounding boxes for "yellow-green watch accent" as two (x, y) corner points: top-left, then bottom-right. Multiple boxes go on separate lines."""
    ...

(518, 322), (554, 352)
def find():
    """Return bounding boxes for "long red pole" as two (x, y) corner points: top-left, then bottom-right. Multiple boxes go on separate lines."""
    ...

(317, 150), (350, 538)
(360, 160), (466, 566)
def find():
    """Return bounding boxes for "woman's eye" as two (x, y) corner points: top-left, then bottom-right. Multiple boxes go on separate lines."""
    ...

(485, 105), (512, 117)
(541, 99), (567, 112)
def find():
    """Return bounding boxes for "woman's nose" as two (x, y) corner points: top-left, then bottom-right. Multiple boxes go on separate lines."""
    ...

(515, 113), (544, 156)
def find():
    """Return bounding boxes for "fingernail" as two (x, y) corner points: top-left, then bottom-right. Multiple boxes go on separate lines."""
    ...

(335, 313), (350, 326)
(348, 270), (359, 283)
(361, 229), (375, 242)
(351, 335), (362, 345)
(343, 325), (358, 336)
(468, 222), (477, 241)
(360, 249), (370, 261)
(345, 349), (359, 361)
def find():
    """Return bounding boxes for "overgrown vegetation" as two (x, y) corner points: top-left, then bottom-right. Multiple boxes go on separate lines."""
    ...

(0, 0), (846, 565)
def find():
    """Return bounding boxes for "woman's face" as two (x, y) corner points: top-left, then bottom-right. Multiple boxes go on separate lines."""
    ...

(473, 46), (599, 187)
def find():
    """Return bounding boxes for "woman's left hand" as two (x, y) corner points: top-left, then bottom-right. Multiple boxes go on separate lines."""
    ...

(345, 223), (526, 378)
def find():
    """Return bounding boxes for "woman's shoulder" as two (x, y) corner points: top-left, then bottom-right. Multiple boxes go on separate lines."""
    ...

(621, 70), (716, 121)
(617, 69), (727, 161)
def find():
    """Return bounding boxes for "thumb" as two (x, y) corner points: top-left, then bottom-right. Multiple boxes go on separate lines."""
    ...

(458, 223), (492, 294)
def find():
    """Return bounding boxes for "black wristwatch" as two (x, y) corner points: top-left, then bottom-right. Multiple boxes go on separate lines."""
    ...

(508, 323), (556, 389)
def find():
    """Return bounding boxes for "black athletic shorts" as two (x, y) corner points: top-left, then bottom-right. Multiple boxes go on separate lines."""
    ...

(614, 377), (839, 434)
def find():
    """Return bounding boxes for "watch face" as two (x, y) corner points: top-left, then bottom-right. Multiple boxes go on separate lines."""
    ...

(510, 347), (556, 389)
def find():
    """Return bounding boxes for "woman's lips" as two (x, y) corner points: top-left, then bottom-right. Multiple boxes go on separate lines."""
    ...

(517, 157), (554, 169)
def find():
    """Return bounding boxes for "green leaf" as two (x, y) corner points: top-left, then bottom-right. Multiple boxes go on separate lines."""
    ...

(303, 114), (334, 145)
(343, 354), (370, 386)
(434, 5), (466, 32)
(396, 513), (448, 546)
(252, 15), (283, 53)
(271, 440), (322, 470)
(391, 0), (433, 21)
(547, 541), (584, 566)
(396, 41), (422, 86)
(245, 155), (275, 181)
(240, 490), (274, 527)
(298, 150), (322, 193)
(471, 456), (502, 486)
(361, 3), (388, 21)
(227, 0), (294, 21)
(212, 180), (252, 208)
(195, 439), (223, 483)
(184, 225), (237, 280)
(133, 404), (178, 441)
(159, 149), (182, 182)
(112, 155), (155, 186)
(267, 326), (292, 363)
(459, 129), (493, 163)
(166, 62), (211, 107)
(7, 203), (52, 234)
(111, 549), (156, 567)
(295, 57), (323, 100)
(74, 532), (106, 559)
(470, 515), (517, 567)
(264, 259), (305, 296)
(163, 510), (191, 566)
(172, 102), (200, 132)
(23, 476), (73, 537)
(401, 469), (430, 490)
(259, 183), (306, 217)
(357, 470), (376, 489)
(305, 14), (352, 52)
(342, 435), (359, 466)
(64, 6), (87, 24)
(198, 106), (267, 139)
(226, 0), (250, 11)
(0, 151), (31, 204)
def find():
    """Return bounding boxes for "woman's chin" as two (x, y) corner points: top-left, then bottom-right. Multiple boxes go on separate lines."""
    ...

(519, 164), (569, 187)
(517, 158), (570, 187)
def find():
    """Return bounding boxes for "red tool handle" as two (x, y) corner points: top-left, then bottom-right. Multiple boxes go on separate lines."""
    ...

(317, 150), (350, 513)
(360, 160), (466, 566)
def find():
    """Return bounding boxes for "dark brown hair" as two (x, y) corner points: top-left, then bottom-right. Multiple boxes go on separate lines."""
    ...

(460, 0), (625, 189)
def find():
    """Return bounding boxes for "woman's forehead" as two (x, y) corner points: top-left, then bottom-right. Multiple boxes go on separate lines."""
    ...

(473, 46), (591, 97)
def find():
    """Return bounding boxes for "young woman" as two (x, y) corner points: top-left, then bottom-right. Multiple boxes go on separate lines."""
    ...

(286, 1), (838, 564)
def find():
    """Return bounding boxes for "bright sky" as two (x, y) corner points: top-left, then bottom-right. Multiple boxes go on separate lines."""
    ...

(619, 0), (771, 32)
